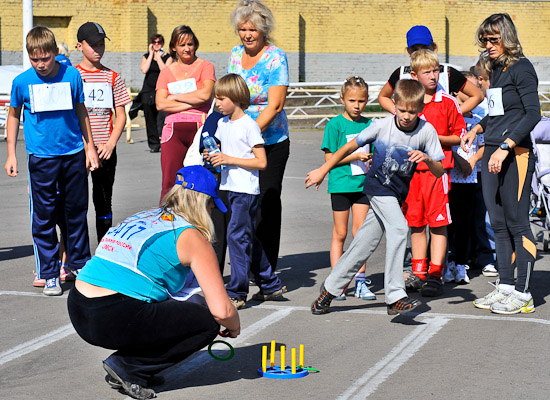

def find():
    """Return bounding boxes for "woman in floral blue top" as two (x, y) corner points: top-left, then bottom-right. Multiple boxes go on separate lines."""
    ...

(226, 0), (290, 275)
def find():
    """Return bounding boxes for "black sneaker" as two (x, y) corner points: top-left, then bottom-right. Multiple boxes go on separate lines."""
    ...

(421, 277), (443, 297)
(311, 285), (336, 315)
(387, 297), (421, 315)
(103, 361), (156, 400)
(251, 286), (287, 301)
(229, 297), (246, 310)
(405, 274), (424, 292)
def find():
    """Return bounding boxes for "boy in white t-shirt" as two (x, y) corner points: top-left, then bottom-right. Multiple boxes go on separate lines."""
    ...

(206, 74), (286, 309)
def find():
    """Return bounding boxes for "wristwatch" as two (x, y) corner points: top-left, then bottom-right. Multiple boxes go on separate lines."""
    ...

(499, 142), (511, 151)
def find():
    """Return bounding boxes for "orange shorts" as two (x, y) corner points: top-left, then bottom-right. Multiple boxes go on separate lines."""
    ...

(403, 170), (451, 228)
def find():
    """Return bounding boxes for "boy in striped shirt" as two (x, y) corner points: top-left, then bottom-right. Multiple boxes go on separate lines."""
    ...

(76, 22), (131, 240)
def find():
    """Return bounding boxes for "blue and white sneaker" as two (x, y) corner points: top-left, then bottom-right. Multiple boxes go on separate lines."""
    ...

(354, 279), (376, 300)
(442, 261), (456, 283)
(43, 277), (62, 296)
(455, 264), (470, 284)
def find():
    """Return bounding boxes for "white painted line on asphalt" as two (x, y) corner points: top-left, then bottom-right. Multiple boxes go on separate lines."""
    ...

(337, 317), (449, 400)
(5, 291), (548, 326)
(0, 324), (75, 366)
(160, 307), (294, 383)
(0, 290), (68, 298)
(256, 304), (550, 326)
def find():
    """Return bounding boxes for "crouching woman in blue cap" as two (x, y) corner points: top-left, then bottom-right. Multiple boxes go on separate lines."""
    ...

(68, 165), (240, 400)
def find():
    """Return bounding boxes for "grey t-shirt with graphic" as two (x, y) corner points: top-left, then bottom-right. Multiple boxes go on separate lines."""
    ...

(356, 116), (444, 203)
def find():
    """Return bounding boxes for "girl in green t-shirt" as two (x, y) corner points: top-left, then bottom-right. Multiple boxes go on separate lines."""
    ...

(320, 76), (375, 301)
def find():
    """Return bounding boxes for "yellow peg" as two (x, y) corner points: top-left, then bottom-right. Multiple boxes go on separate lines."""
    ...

(280, 345), (286, 371)
(299, 344), (304, 367)
(291, 348), (296, 374)
(262, 346), (267, 373)
(270, 340), (276, 367)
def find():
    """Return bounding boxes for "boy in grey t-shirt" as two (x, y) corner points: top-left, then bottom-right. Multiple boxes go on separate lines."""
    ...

(305, 80), (444, 315)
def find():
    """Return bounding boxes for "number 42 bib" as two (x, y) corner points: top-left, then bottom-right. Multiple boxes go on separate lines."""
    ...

(83, 82), (113, 109)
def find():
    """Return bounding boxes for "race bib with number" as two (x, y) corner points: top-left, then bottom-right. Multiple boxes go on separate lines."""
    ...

(29, 82), (73, 113)
(486, 88), (504, 116)
(83, 82), (113, 109)
(168, 78), (198, 95)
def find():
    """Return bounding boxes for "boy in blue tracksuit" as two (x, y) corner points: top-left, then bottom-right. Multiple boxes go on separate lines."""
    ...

(4, 26), (99, 296)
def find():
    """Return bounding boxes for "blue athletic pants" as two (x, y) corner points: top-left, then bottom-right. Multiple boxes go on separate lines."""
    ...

(28, 150), (91, 279)
(225, 191), (281, 298)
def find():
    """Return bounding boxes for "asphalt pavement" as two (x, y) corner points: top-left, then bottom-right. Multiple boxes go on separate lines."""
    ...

(1, 125), (549, 400)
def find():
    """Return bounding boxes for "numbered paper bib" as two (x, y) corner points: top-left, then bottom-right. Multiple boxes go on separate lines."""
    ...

(346, 133), (370, 176)
(29, 82), (73, 113)
(83, 82), (113, 109)
(167, 78), (198, 95)
(486, 88), (504, 116)
(95, 209), (191, 271)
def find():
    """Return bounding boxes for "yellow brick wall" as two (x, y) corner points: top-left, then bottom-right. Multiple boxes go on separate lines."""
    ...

(2, 0), (550, 58)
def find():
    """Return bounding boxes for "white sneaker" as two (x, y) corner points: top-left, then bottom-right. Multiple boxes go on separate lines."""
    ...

(354, 279), (376, 300)
(482, 264), (499, 277)
(43, 277), (63, 296)
(442, 261), (456, 283)
(455, 264), (470, 284)
(490, 291), (535, 314)
(473, 281), (511, 310)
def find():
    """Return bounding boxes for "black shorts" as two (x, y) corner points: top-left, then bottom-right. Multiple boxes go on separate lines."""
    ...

(330, 192), (370, 211)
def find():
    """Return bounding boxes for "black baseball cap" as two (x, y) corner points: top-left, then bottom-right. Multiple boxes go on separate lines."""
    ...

(77, 22), (110, 45)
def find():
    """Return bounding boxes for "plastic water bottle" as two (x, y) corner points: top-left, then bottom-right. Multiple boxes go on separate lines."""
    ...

(202, 132), (224, 172)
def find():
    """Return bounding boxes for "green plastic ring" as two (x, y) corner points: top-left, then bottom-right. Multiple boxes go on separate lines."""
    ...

(207, 340), (235, 361)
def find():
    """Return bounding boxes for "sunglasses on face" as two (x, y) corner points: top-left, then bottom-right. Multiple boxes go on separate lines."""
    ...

(480, 37), (501, 45)
(152, 41), (163, 44)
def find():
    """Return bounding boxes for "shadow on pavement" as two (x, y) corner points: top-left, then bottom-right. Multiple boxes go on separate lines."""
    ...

(0, 245), (34, 261)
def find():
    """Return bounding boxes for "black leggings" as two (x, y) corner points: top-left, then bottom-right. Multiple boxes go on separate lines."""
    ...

(482, 145), (536, 292)
(91, 149), (117, 241)
(253, 139), (290, 270)
(68, 287), (219, 387)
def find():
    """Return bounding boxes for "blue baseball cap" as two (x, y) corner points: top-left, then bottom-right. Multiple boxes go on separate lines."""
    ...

(406, 25), (433, 48)
(175, 166), (227, 213)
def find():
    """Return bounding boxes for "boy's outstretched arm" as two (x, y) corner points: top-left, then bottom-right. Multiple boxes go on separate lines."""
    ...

(305, 138), (361, 190)
(408, 150), (444, 178)
(4, 106), (21, 177)
(75, 102), (99, 171)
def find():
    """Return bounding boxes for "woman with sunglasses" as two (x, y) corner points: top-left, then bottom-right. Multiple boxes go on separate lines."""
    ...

(140, 34), (172, 153)
(463, 13), (540, 314)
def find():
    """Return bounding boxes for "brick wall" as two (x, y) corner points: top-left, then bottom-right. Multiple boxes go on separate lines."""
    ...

(2, 0), (550, 87)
